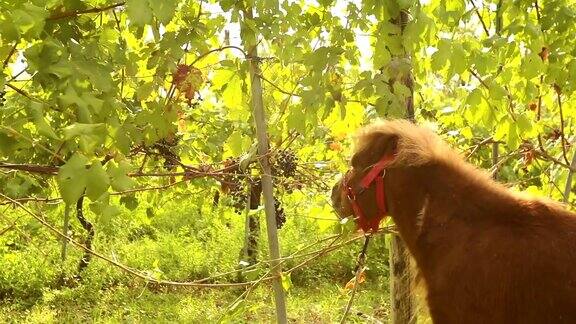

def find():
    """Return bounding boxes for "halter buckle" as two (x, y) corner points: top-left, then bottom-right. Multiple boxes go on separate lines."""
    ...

(346, 186), (356, 200)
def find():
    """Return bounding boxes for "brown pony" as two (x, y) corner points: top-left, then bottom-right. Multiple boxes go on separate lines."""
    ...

(332, 120), (576, 324)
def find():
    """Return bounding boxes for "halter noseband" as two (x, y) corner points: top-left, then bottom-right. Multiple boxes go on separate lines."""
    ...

(342, 154), (395, 233)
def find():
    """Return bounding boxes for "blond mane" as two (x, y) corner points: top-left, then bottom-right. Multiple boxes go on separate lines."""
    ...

(353, 119), (568, 209)
(353, 119), (456, 167)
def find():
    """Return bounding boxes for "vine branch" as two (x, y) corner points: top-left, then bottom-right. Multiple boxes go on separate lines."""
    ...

(190, 46), (248, 66)
(469, 68), (516, 121)
(5, 83), (41, 102)
(2, 42), (18, 69)
(468, 0), (490, 36)
(534, 149), (576, 172)
(556, 88), (570, 165)
(47, 2), (125, 21)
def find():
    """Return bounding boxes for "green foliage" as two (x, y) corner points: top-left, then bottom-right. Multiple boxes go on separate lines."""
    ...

(1, 0), (576, 320)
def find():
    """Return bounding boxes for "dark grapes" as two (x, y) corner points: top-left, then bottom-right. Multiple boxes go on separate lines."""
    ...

(153, 137), (181, 171)
(163, 155), (178, 170)
(249, 178), (262, 210)
(274, 198), (286, 229)
(272, 150), (298, 178)
(230, 187), (247, 214)
(0, 90), (5, 107)
(222, 158), (247, 214)
(221, 154), (292, 217)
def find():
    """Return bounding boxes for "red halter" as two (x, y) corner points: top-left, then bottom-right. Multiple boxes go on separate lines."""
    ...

(342, 154), (395, 233)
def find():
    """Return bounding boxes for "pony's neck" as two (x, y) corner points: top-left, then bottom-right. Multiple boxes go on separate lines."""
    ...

(389, 160), (510, 263)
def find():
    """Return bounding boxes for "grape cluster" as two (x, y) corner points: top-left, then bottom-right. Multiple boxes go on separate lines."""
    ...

(229, 177), (263, 214)
(272, 150), (298, 178)
(230, 187), (247, 214)
(220, 150), (296, 226)
(249, 178), (262, 209)
(0, 90), (5, 107)
(152, 137), (181, 171)
(274, 199), (286, 229)
(222, 159), (244, 214)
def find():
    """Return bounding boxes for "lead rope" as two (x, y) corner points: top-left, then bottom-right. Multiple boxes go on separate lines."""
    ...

(354, 235), (371, 273)
(341, 234), (372, 323)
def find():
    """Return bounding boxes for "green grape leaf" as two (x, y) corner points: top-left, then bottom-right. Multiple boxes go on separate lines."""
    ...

(226, 130), (249, 156)
(85, 161), (110, 201)
(149, 0), (178, 24)
(57, 154), (89, 205)
(280, 272), (293, 291)
(81, 94), (105, 113)
(63, 123), (107, 153)
(431, 39), (450, 71)
(79, 62), (113, 93)
(516, 113), (534, 135)
(521, 52), (546, 80)
(136, 82), (155, 101)
(90, 193), (121, 229)
(239, 143), (258, 172)
(507, 121), (519, 149)
(126, 0), (153, 26)
(59, 85), (86, 108)
(12, 4), (47, 39)
(222, 75), (243, 108)
(494, 119), (509, 141)
(450, 43), (468, 74)
(466, 88), (483, 107)
(63, 123), (106, 140)
(287, 106), (307, 134)
(107, 161), (137, 192)
(115, 125), (133, 155)
(120, 195), (139, 211)
(29, 102), (59, 139)
(488, 83), (507, 101)
(373, 37), (391, 69)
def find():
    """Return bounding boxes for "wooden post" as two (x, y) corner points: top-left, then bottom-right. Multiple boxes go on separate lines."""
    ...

(241, 6), (288, 323)
(389, 8), (417, 324)
(389, 234), (416, 324)
(242, 179), (261, 265)
(492, 1), (502, 182)
(563, 153), (576, 203)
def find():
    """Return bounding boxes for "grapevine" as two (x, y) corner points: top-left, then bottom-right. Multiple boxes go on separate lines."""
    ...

(220, 148), (300, 216)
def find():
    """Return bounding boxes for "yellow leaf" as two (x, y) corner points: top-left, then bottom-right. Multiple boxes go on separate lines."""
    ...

(343, 268), (366, 291)
(223, 75), (242, 108)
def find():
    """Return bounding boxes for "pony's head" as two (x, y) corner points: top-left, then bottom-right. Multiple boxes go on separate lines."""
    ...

(332, 119), (449, 232)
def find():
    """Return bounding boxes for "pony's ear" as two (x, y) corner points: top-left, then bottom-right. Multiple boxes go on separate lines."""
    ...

(351, 133), (398, 168)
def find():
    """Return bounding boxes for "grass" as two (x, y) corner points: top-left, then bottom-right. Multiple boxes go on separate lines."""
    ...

(0, 281), (390, 323)
(0, 191), (394, 323)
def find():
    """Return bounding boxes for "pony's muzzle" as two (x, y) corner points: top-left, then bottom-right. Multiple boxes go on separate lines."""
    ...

(331, 179), (344, 218)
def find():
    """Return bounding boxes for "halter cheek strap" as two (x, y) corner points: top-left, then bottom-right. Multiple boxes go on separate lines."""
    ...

(343, 154), (395, 233)
(360, 155), (394, 189)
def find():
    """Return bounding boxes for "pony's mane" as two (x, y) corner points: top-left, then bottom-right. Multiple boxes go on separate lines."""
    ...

(354, 119), (456, 167)
(354, 119), (500, 192)
(353, 119), (567, 210)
